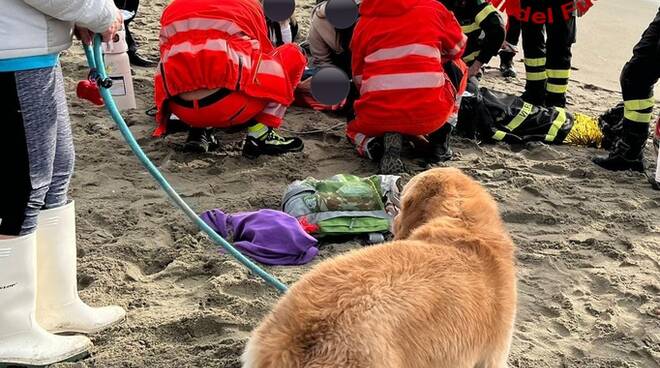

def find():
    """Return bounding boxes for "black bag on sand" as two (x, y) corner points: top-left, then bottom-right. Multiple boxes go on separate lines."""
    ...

(457, 79), (576, 145)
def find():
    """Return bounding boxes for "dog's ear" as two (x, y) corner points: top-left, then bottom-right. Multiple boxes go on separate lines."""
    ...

(393, 175), (442, 240)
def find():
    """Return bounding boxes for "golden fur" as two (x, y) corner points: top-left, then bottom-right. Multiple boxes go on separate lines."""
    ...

(242, 168), (517, 368)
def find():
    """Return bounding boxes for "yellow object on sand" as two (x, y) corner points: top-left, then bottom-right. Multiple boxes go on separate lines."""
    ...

(563, 113), (603, 148)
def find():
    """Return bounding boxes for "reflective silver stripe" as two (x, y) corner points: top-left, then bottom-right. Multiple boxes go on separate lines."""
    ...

(257, 60), (286, 78)
(162, 38), (252, 69)
(261, 102), (287, 118)
(365, 43), (441, 63)
(360, 72), (445, 94)
(446, 34), (468, 56)
(160, 18), (254, 47)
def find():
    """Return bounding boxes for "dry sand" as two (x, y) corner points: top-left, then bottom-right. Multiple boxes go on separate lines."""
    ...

(54, 0), (659, 366)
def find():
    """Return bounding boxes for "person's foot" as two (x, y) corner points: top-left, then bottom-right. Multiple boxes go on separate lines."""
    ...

(379, 133), (405, 174)
(500, 61), (517, 78)
(128, 51), (158, 68)
(427, 123), (454, 164)
(242, 127), (304, 159)
(592, 132), (647, 172)
(184, 128), (219, 153)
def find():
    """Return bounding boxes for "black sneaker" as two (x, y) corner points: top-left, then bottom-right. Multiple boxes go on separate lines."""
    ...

(379, 133), (405, 174)
(184, 128), (219, 153)
(499, 51), (517, 78)
(242, 129), (304, 159)
(500, 62), (517, 78)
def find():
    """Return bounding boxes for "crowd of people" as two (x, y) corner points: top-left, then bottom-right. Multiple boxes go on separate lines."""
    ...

(0, 0), (659, 365)
(148, 0), (659, 187)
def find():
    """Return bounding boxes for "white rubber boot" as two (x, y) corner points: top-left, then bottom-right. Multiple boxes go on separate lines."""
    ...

(36, 201), (126, 334)
(0, 233), (92, 367)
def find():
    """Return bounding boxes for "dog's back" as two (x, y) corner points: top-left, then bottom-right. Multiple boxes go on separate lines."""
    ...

(243, 168), (517, 368)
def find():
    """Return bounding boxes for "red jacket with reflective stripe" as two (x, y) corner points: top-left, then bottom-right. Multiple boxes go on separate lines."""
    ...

(153, 0), (305, 135)
(350, 0), (467, 137)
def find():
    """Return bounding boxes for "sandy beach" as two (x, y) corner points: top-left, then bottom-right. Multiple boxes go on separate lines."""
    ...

(53, 0), (660, 366)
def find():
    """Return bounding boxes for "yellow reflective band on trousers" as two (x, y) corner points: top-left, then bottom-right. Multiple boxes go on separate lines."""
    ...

(462, 23), (480, 34)
(546, 69), (571, 79)
(525, 57), (546, 67)
(624, 110), (653, 123)
(463, 51), (480, 63)
(506, 102), (534, 131)
(624, 98), (655, 111)
(545, 108), (567, 142)
(526, 71), (547, 81)
(546, 82), (568, 94)
(492, 130), (507, 141)
(476, 4), (497, 26)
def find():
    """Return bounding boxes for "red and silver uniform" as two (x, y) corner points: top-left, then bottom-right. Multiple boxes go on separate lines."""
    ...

(348, 0), (467, 141)
(153, 0), (306, 136)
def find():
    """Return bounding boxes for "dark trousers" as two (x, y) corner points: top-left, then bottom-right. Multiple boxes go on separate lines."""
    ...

(521, 0), (576, 107)
(114, 0), (139, 53)
(619, 6), (660, 134)
(500, 16), (521, 64)
(506, 16), (521, 47)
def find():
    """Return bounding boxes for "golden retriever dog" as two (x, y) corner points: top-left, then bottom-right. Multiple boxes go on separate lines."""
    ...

(242, 168), (517, 368)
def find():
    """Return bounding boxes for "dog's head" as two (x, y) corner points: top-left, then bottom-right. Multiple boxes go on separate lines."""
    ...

(392, 168), (501, 239)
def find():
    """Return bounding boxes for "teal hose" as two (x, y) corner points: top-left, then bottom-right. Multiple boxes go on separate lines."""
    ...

(84, 36), (288, 293)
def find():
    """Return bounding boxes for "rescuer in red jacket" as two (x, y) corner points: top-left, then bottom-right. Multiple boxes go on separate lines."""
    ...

(347, 0), (468, 174)
(153, 0), (306, 158)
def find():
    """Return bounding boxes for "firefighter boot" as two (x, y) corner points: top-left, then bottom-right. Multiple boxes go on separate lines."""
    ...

(593, 127), (648, 172)
(379, 133), (406, 174)
(427, 123), (454, 164)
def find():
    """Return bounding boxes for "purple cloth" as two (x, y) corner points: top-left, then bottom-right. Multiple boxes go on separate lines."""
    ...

(200, 209), (319, 266)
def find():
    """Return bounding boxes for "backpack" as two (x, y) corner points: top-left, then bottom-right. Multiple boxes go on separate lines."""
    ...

(282, 175), (401, 238)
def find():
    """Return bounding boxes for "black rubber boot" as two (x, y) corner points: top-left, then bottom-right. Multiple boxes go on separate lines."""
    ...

(521, 90), (545, 107)
(499, 51), (517, 78)
(242, 129), (304, 159)
(592, 129), (648, 172)
(379, 133), (405, 174)
(427, 123), (454, 164)
(184, 128), (219, 153)
(598, 103), (625, 151)
(545, 92), (567, 108)
(128, 51), (158, 67)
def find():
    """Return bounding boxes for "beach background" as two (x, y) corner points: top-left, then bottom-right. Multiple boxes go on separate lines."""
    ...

(54, 0), (659, 366)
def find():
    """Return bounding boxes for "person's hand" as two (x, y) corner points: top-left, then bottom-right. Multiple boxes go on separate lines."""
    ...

(468, 60), (484, 78)
(101, 8), (124, 43)
(74, 26), (94, 45)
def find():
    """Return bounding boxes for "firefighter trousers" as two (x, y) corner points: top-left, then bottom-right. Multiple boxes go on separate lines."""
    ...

(521, 0), (576, 107)
(619, 6), (660, 136)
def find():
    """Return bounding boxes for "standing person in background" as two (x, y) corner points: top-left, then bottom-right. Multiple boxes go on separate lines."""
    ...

(494, 0), (521, 77)
(0, 0), (127, 366)
(519, 0), (592, 107)
(114, 0), (158, 67)
(440, 0), (505, 79)
(267, 17), (299, 46)
(593, 6), (660, 187)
